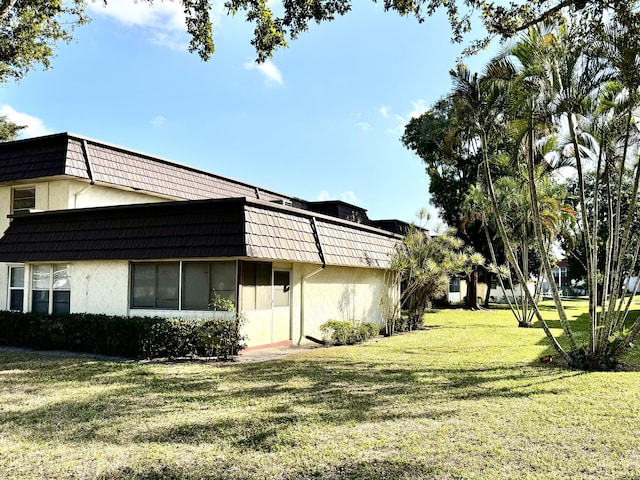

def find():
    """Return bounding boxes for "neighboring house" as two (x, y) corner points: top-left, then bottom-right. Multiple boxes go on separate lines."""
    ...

(0, 133), (403, 349)
(540, 258), (578, 295)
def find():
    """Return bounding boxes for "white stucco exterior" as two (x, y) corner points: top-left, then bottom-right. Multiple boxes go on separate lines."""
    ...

(0, 179), (169, 311)
(289, 264), (390, 344)
(14, 258), (395, 349)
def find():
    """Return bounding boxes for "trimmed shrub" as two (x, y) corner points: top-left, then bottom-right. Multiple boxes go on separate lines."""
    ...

(195, 314), (247, 361)
(0, 311), (245, 360)
(320, 320), (381, 346)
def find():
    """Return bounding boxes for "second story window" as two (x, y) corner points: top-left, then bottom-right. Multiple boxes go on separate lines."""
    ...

(12, 186), (35, 215)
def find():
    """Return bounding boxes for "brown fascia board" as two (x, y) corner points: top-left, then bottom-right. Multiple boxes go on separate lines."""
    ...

(0, 196), (400, 265)
(0, 197), (250, 263)
(8, 195), (247, 219)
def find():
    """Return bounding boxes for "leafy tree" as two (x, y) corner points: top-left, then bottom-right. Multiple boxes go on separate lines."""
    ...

(0, 115), (24, 141)
(453, 16), (640, 370)
(225, 0), (628, 61)
(562, 172), (640, 300)
(403, 97), (504, 309)
(385, 211), (484, 334)
(0, 0), (630, 83)
(0, 0), (214, 83)
(443, 62), (566, 331)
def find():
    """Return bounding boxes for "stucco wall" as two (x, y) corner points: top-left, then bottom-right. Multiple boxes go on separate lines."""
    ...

(8, 258), (394, 350)
(289, 264), (392, 343)
(70, 261), (130, 315)
(68, 180), (168, 208)
(0, 180), (166, 235)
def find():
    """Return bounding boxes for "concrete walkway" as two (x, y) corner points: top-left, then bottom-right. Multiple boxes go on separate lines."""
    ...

(235, 344), (320, 363)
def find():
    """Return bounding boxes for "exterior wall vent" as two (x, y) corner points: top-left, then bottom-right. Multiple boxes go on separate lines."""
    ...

(271, 199), (293, 207)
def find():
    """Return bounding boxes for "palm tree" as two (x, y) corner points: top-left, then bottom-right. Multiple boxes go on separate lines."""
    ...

(501, 17), (640, 369)
(449, 62), (568, 354)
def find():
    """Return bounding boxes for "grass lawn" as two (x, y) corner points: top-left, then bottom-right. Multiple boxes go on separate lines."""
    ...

(1, 301), (640, 479)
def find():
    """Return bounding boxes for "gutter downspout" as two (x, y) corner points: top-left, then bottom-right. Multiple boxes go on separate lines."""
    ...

(298, 216), (327, 344)
(299, 265), (325, 344)
(74, 140), (96, 208)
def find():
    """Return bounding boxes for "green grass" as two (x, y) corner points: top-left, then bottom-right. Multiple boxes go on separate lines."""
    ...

(1, 302), (639, 479)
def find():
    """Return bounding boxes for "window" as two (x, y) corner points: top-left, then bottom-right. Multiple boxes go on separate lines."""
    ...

(241, 262), (272, 310)
(449, 277), (461, 293)
(31, 264), (71, 314)
(273, 271), (291, 307)
(131, 262), (179, 309)
(182, 261), (237, 310)
(130, 261), (237, 310)
(12, 186), (35, 215)
(9, 266), (24, 311)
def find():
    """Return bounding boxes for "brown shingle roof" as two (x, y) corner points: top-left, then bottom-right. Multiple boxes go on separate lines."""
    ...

(0, 133), (293, 204)
(0, 134), (69, 181)
(0, 198), (400, 268)
(0, 199), (247, 261)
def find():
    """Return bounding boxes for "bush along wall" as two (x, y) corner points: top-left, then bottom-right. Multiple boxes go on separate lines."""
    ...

(0, 311), (247, 360)
(320, 320), (381, 346)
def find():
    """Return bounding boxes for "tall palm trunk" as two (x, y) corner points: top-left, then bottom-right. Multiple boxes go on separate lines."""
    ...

(526, 118), (579, 353)
(480, 130), (569, 359)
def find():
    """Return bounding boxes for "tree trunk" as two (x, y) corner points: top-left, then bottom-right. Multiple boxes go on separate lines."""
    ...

(483, 272), (492, 307)
(465, 268), (478, 309)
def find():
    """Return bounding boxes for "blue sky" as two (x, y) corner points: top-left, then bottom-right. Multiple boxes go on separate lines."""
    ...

(0, 1), (496, 229)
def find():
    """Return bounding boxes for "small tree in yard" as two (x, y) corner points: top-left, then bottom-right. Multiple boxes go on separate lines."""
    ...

(385, 212), (484, 334)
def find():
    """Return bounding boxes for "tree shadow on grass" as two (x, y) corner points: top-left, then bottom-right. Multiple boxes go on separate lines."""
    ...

(0, 350), (585, 452)
(97, 457), (441, 480)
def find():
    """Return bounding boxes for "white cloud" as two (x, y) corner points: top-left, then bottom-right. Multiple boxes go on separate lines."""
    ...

(244, 60), (284, 86)
(151, 115), (166, 127)
(88, 0), (185, 30)
(88, 0), (193, 52)
(384, 99), (429, 136)
(356, 122), (371, 131)
(0, 105), (52, 138)
(316, 190), (360, 204)
(341, 191), (359, 204)
(409, 99), (428, 118)
(423, 207), (446, 234)
(316, 190), (332, 201)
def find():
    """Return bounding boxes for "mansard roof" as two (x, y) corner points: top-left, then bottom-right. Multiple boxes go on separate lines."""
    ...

(0, 198), (400, 269)
(0, 133), (295, 204)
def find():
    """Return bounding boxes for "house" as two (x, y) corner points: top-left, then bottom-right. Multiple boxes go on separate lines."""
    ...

(0, 133), (403, 349)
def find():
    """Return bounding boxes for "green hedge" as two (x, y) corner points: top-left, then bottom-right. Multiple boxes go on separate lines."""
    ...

(320, 320), (381, 346)
(0, 311), (246, 360)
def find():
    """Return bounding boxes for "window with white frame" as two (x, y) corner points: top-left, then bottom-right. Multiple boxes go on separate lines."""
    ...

(239, 263), (291, 310)
(31, 264), (71, 314)
(130, 261), (237, 310)
(449, 277), (461, 293)
(8, 266), (24, 311)
(12, 186), (35, 216)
